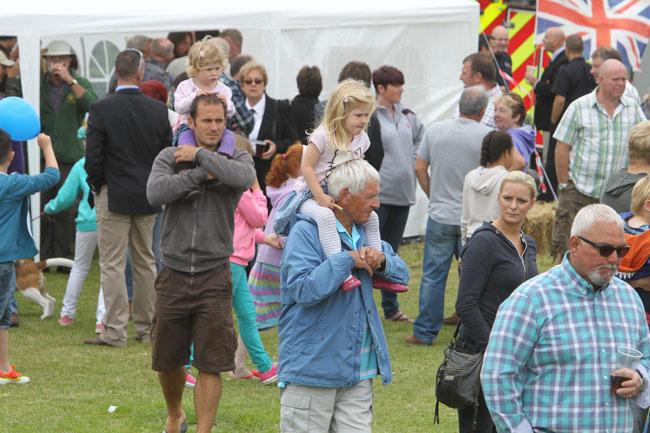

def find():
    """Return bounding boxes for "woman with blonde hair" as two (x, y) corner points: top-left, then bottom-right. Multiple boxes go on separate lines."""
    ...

(456, 171), (539, 432)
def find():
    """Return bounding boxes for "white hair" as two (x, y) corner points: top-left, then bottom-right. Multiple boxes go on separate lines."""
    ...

(570, 204), (624, 236)
(326, 159), (380, 200)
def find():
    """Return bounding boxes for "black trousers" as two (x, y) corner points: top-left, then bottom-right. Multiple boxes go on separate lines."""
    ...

(376, 204), (410, 318)
(40, 161), (76, 259)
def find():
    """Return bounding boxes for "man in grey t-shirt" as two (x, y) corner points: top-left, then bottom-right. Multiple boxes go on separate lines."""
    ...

(406, 86), (492, 345)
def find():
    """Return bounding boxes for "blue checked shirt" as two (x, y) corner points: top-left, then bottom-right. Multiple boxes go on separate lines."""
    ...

(481, 255), (650, 433)
(221, 74), (254, 136)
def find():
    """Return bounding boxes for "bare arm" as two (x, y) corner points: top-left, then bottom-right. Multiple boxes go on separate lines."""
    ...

(551, 95), (566, 125)
(415, 157), (430, 196)
(555, 141), (571, 184)
(509, 148), (526, 171)
(37, 134), (59, 171)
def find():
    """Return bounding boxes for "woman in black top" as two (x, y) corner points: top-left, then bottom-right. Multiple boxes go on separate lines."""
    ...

(240, 61), (298, 195)
(290, 66), (322, 145)
(455, 171), (539, 433)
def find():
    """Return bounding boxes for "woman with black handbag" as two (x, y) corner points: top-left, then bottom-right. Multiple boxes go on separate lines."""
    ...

(455, 171), (539, 432)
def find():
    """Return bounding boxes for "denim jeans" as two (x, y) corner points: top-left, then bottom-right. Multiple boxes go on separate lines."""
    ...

(412, 218), (461, 344)
(0, 262), (16, 330)
(376, 204), (410, 318)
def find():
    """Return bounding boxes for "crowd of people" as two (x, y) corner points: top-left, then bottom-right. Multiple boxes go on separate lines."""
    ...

(1, 24), (650, 433)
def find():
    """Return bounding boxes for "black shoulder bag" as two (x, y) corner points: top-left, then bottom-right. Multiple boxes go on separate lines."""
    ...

(434, 323), (484, 431)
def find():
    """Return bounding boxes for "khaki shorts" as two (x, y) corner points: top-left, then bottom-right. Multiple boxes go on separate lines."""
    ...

(280, 381), (374, 433)
(151, 264), (236, 374)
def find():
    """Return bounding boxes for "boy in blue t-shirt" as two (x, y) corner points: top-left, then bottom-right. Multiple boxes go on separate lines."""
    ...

(0, 129), (59, 384)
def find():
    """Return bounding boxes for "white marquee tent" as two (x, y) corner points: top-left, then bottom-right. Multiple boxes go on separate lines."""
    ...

(1, 0), (478, 251)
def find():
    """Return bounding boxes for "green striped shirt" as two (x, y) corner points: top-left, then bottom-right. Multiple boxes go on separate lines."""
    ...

(554, 88), (645, 198)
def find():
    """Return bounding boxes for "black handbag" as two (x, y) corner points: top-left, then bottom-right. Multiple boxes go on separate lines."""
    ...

(434, 323), (484, 429)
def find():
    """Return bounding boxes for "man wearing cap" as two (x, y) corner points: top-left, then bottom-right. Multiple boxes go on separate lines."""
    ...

(40, 40), (97, 260)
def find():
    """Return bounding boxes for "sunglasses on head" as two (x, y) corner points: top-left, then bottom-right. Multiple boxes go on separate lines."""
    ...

(577, 236), (630, 258)
(243, 78), (264, 85)
(124, 48), (144, 65)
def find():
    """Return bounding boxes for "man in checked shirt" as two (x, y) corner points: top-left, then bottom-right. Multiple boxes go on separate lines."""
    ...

(482, 204), (650, 433)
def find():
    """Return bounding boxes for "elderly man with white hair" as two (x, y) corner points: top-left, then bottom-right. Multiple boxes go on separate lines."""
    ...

(482, 203), (650, 433)
(278, 159), (409, 433)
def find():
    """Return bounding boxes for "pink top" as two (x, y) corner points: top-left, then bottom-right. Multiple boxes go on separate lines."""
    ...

(308, 125), (370, 183)
(230, 188), (268, 266)
(173, 77), (235, 127)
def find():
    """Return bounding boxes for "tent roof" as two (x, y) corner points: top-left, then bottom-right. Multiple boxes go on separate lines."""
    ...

(1, 0), (477, 35)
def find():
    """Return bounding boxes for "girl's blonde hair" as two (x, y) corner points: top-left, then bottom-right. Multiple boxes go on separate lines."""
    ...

(499, 170), (537, 200)
(186, 36), (226, 77)
(319, 79), (376, 152)
(631, 175), (650, 215)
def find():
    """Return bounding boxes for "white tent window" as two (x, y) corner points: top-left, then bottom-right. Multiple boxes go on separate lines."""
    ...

(88, 40), (119, 98)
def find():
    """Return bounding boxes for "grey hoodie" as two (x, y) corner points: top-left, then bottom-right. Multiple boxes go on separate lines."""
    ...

(600, 168), (646, 214)
(461, 165), (508, 241)
(147, 146), (256, 274)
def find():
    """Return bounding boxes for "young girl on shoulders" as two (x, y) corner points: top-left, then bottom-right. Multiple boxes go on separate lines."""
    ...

(173, 37), (235, 147)
(294, 79), (407, 293)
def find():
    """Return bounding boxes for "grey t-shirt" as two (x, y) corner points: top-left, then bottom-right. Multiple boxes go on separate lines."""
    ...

(417, 117), (491, 225)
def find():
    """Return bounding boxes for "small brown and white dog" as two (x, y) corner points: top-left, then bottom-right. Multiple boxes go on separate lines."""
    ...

(14, 258), (74, 320)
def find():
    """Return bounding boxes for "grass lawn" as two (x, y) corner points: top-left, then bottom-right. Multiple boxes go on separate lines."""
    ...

(1, 242), (554, 433)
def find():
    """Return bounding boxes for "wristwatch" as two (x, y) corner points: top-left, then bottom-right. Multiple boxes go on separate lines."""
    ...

(558, 183), (569, 191)
(69, 78), (78, 86)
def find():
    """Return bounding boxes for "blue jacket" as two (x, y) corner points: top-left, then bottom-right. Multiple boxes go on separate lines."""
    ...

(279, 215), (409, 387)
(0, 167), (59, 262)
(44, 157), (96, 232)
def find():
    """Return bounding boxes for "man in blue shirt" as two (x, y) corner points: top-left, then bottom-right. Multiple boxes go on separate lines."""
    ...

(278, 159), (409, 432)
(482, 204), (650, 433)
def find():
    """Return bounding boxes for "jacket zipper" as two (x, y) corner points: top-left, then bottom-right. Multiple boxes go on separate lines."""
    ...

(190, 195), (198, 274)
(500, 229), (527, 276)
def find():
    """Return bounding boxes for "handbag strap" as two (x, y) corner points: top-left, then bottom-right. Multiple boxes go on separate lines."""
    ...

(450, 321), (461, 344)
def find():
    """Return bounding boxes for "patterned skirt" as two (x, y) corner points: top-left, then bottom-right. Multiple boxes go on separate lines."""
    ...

(248, 261), (282, 330)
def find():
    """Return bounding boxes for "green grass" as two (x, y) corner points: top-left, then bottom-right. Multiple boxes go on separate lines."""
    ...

(0, 243), (555, 433)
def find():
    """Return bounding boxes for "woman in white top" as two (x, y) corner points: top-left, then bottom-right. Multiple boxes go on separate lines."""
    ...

(461, 130), (523, 242)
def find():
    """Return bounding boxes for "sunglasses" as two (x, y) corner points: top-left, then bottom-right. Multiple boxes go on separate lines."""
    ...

(124, 48), (145, 67)
(577, 236), (630, 258)
(243, 78), (264, 85)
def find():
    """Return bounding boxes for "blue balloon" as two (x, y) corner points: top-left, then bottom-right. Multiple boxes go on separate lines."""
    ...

(0, 97), (40, 141)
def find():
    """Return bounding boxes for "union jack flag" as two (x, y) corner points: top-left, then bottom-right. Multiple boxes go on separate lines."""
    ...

(536, 0), (650, 71)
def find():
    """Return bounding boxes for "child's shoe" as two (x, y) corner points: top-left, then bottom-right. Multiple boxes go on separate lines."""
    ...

(258, 363), (278, 385)
(341, 275), (361, 292)
(373, 276), (409, 293)
(58, 315), (74, 327)
(0, 365), (30, 385)
(184, 371), (197, 388)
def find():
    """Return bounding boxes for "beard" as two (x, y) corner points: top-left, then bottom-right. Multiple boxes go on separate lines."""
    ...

(587, 264), (618, 287)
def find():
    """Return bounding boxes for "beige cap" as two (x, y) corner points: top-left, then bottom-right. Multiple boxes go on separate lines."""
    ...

(0, 50), (15, 67)
(44, 40), (75, 57)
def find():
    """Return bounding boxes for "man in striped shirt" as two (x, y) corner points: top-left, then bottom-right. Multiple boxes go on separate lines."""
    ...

(482, 204), (650, 433)
(457, 53), (501, 129)
(552, 59), (645, 262)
